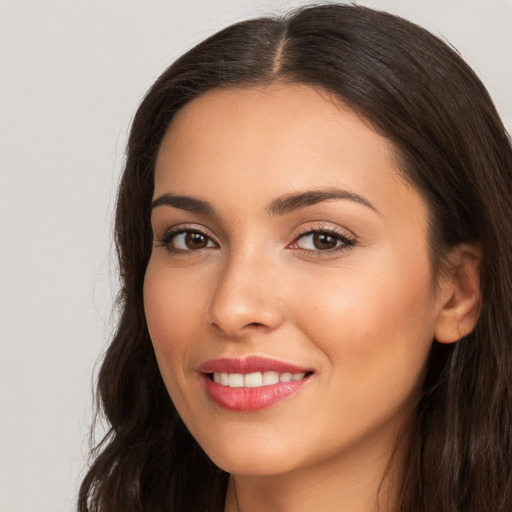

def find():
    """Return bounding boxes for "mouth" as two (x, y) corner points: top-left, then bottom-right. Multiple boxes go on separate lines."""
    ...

(199, 357), (314, 412)
(207, 370), (313, 388)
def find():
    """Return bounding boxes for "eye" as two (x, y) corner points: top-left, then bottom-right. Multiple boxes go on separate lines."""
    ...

(173, 231), (214, 250)
(290, 228), (356, 253)
(155, 228), (217, 253)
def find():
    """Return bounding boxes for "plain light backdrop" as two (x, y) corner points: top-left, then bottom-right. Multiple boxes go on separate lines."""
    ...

(1, 1), (511, 511)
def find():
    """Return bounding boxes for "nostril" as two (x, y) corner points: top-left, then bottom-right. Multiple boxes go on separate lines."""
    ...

(208, 297), (285, 336)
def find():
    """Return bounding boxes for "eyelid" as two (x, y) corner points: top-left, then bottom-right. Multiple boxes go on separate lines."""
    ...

(154, 223), (219, 252)
(287, 222), (357, 254)
(153, 221), (357, 256)
(295, 221), (355, 237)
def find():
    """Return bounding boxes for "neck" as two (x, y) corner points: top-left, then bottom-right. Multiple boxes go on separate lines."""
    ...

(224, 426), (407, 512)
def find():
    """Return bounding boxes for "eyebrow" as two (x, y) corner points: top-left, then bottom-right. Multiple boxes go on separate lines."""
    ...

(151, 188), (378, 216)
(151, 194), (215, 215)
(266, 188), (378, 216)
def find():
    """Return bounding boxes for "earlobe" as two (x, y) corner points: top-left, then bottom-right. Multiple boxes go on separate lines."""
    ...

(434, 244), (482, 344)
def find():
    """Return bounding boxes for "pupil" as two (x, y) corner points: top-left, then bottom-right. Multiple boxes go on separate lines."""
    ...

(313, 233), (337, 250)
(186, 232), (207, 249)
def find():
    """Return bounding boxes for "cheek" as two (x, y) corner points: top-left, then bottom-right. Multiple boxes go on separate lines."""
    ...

(298, 263), (434, 338)
(293, 257), (436, 406)
(143, 261), (207, 376)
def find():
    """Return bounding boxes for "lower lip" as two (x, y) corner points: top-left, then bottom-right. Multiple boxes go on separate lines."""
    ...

(201, 374), (310, 412)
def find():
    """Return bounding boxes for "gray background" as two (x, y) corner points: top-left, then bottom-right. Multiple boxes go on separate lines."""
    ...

(1, 1), (511, 511)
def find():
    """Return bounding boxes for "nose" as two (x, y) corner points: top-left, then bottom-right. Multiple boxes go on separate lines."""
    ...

(207, 250), (285, 339)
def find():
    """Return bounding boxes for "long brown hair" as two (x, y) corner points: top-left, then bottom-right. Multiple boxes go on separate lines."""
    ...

(79, 4), (512, 511)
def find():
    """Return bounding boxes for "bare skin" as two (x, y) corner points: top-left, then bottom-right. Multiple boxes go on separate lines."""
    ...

(144, 85), (481, 512)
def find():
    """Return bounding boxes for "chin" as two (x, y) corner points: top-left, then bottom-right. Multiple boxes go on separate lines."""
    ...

(210, 452), (297, 476)
(197, 431), (304, 476)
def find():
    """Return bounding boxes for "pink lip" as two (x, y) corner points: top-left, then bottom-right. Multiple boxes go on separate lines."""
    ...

(199, 356), (311, 374)
(198, 357), (313, 412)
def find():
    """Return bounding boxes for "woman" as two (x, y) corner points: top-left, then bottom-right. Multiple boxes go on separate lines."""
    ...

(79, 4), (512, 512)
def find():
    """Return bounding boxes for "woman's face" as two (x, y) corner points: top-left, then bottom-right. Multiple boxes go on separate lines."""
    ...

(144, 85), (444, 476)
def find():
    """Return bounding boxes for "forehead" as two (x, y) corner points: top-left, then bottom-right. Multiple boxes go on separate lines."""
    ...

(154, 84), (427, 228)
(158, 85), (390, 167)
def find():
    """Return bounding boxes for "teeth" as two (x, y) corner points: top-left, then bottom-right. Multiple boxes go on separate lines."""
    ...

(228, 373), (244, 388)
(262, 371), (279, 385)
(244, 372), (263, 388)
(212, 371), (307, 388)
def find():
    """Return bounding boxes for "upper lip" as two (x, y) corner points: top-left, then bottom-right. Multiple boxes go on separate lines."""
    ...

(199, 356), (312, 374)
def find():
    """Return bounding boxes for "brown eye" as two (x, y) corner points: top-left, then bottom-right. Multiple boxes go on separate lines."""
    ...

(185, 232), (208, 249)
(164, 230), (216, 251)
(292, 229), (356, 253)
(312, 233), (338, 250)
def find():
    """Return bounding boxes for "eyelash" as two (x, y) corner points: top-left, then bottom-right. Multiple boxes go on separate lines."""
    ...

(290, 226), (357, 255)
(154, 226), (216, 255)
(154, 224), (357, 256)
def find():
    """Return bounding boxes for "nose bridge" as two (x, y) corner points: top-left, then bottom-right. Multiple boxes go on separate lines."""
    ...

(208, 243), (284, 337)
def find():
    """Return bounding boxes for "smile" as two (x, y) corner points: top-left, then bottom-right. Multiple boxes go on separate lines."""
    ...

(212, 371), (307, 388)
(199, 357), (313, 412)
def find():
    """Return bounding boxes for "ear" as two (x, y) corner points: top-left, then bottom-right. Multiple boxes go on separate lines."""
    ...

(434, 243), (482, 344)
